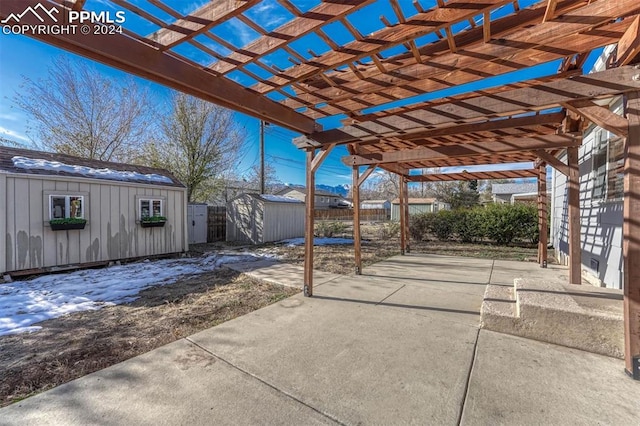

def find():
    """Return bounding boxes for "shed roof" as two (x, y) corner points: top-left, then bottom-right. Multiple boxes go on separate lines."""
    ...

(492, 183), (538, 195)
(362, 199), (390, 204)
(391, 198), (438, 205)
(0, 147), (184, 188)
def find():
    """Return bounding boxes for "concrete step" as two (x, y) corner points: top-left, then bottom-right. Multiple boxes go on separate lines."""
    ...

(480, 278), (624, 359)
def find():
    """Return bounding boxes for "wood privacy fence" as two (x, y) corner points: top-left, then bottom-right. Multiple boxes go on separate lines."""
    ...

(207, 206), (226, 242)
(314, 208), (389, 221)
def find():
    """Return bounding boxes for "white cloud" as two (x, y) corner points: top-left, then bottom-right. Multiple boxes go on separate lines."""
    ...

(0, 126), (29, 142)
(227, 19), (257, 46)
(0, 113), (19, 121)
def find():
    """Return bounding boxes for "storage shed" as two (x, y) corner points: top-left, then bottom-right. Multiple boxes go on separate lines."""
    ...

(0, 147), (188, 276)
(390, 198), (449, 221)
(226, 194), (305, 244)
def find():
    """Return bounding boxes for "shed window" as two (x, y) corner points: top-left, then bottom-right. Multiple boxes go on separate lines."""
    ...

(49, 195), (84, 219)
(139, 198), (163, 219)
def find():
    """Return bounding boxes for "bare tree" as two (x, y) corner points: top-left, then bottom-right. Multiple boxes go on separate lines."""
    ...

(14, 57), (151, 162)
(144, 93), (246, 202)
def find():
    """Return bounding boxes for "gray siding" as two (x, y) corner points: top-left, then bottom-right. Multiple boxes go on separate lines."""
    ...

(226, 194), (305, 244)
(1, 174), (187, 274)
(551, 98), (624, 289)
(390, 203), (435, 221)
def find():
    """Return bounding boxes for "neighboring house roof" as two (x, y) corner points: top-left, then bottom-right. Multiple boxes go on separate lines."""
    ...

(492, 183), (537, 195)
(391, 198), (438, 204)
(362, 199), (390, 204)
(0, 147), (184, 188)
(276, 185), (343, 197)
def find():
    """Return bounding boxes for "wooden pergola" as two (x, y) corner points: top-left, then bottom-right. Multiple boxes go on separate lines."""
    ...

(2, 0), (640, 378)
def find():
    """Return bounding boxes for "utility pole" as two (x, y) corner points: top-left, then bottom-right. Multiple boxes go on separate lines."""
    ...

(260, 120), (265, 194)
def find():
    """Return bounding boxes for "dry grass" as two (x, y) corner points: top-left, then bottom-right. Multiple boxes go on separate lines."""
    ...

(0, 269), (297, 407)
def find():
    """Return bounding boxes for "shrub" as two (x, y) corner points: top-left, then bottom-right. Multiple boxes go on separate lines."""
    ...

(481, 203), (538, 245)
(315, 221), (347, 238)
(380, 221), (401, 239)
(409, 213), (431, 241)
(429, 210), (455, 241)
(451, 209), (484, 243)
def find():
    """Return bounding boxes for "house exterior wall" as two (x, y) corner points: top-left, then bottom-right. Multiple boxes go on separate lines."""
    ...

(226, 194), (305, 244)
(361, 200), (391, 210)
(277, 188), (344, 209)
(550, 98), (624, 289)
(492, 194), (511, 203)
(1, 173), (187, 274)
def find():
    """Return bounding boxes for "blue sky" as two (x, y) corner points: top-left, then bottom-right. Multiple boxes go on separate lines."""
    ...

(0, 0), (602, 187)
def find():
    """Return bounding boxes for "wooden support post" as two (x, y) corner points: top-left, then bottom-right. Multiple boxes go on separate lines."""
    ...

(538, 163), (548, 268)
(353, 166), (362, 275)
(623, 91), (640, 379)
(403, 177), (410, 253)
(304, 149), (316, 297)
(567, 146), (582, 284)
(399, 176), (406, 255)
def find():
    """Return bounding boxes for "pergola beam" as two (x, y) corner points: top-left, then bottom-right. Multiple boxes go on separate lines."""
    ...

(616, 15), (640, 67)
(0, 0), (318, 135)
(563, 100), (629, 138)
(343, 135), (580, 166)
(297, 65), (640, 148)
(147, 0), (260, 50)
(394, 112), (566, 143)
(285, 2), (636, 116)
(208, 0), (375, 75)
(252, 0), (514, 94)
(407, 169), (538, 182)
(535, 150), (569, 176)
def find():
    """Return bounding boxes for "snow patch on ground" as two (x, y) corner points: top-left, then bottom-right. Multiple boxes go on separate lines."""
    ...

(281, 237), (355, 246)
(0, 253), (263, 337)
(12, 156), (173, 184)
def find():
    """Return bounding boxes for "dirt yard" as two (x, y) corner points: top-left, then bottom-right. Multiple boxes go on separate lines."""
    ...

(0, 268), (297, 407)
(1, 221), (544, 407)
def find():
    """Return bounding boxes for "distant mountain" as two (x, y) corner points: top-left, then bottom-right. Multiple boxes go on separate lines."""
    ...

(278, 183), (350, 197)
(317, 184), (349, 197)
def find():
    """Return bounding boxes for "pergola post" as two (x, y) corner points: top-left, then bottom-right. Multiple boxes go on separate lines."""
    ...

(567, 146), (581, 284)
(303, 143), (335, 297)
(403, 177), (410, 254)
(304, 149), (316, 297)
(623, 91), (640, 380)
(399, 176), (406, 255)
(352, 166), (362, 275)
(538, 162), (548, 268)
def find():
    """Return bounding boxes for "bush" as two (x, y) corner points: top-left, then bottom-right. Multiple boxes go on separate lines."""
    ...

(315, 221), (347, 238)
(481, 203), (538, 245)
(451, 209), (484, 243)
(380, 221), (401, 239)
(409, 213), (430, 241)
(429, 210), (455, 241)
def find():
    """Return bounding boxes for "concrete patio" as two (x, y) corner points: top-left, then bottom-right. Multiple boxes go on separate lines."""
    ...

(2, 254), (639, 425)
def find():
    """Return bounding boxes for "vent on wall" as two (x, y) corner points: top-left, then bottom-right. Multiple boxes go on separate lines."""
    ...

(590, 258), (600, 273)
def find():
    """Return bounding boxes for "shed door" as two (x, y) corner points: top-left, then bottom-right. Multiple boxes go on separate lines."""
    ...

(187, 205), (208, 244)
